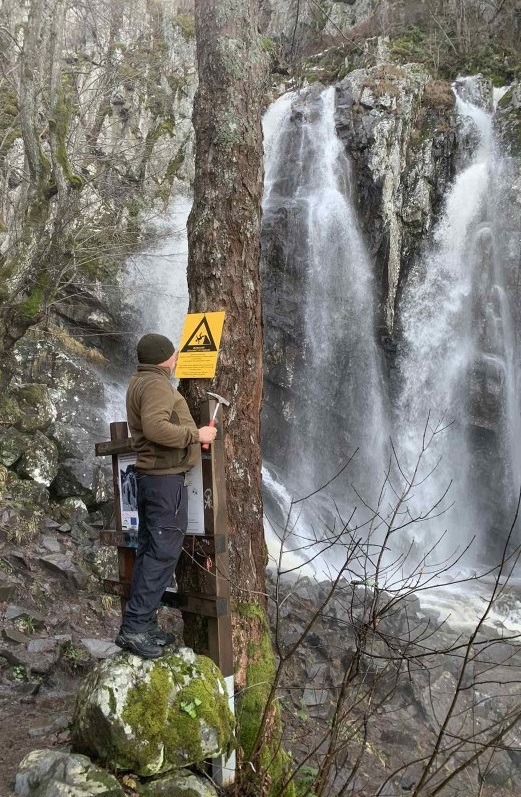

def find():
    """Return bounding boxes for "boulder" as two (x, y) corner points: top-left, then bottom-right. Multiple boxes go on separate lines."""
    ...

(80, 638), (120, 659)
(0, 391), (22, 426)
(39, 554), (89, 590)
(14, 748), (124, 796)
(0, 427), (31, 466)
(53, 458), (110, 505)
(3, 469), (50, 510)
(72, 648), (235, 776)
(12, 384), (57, 433)
(48, 421), (91, 459)
(137, 770), (219, 796)
(17, 431), (59, 486)
(60, 497), (90, 519)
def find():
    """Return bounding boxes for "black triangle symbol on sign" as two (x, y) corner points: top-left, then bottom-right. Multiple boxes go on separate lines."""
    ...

(181, 316), (217, 353)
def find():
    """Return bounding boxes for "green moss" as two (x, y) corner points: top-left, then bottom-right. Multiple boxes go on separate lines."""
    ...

(235, 602), (295, 797)
(105, 686), (117, 714)
(174, 13), (195, 40)
(18, 285), (44, 320)
(84, 768), (123, 794)
(121, 654), (234, 773)
(48, 73), (84, 189)
(261, 37), (277, 56)
(0, 393), (21, 426)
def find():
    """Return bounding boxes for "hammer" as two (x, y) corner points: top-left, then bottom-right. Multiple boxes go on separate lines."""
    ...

(202, 391), (230, 450)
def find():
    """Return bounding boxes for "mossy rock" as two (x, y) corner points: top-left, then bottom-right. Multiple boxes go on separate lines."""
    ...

(3, 469), (49, 511)
(0, 392), (22, 426)
(12, 383), (57, 433)
(16, 431), (59, 487)
(137, 769), (218, 796)
(15, 748), (124, 796)
(0, 427), (31, 467)
(71, 648), (235, 776)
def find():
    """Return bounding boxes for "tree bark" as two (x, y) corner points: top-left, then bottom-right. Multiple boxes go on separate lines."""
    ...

(182, 0), (269, 693)
(184, 0), (268, 606)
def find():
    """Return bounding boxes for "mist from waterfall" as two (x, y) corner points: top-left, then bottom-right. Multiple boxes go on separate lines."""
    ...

(262, 87), (389, 575)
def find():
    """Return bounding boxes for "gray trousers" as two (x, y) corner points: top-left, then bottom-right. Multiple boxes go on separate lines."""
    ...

(120, 472), (187, 634)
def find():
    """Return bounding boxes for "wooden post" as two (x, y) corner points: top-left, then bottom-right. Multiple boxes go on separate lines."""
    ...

(198, 398), (235, 786)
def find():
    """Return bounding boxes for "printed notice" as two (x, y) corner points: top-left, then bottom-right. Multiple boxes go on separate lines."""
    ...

(175, 311), (225, 378)
(118, 454), (139, 530)
(118, 453), (204, 535)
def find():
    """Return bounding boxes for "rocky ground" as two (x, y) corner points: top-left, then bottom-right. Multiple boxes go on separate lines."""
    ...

(3, 510), (521, 796)
(269, 572), (521, 796)
(0, 508), (184, 795)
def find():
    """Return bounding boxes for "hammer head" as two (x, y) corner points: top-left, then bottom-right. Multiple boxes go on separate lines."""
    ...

(207, 391), (230, 408)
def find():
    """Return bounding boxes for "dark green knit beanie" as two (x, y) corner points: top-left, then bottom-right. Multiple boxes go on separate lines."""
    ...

(137, 333), (175, 365)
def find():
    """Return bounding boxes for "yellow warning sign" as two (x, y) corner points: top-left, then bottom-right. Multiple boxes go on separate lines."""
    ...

(175, 312), (225, 378)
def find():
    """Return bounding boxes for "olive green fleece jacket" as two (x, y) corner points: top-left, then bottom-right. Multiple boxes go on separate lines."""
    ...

(126, 364), (200, 474)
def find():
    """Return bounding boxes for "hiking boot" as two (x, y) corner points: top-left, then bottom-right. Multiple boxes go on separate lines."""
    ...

(148, 628), (176, 647)
(115, 630), (164, 659)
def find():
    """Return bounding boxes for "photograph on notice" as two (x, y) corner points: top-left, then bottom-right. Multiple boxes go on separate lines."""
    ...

(118, 453), (138, 530)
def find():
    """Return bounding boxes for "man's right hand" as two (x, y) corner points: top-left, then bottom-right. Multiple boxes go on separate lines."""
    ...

(198, 425), (218, 444)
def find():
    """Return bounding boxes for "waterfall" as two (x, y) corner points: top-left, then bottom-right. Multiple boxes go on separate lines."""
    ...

(394, 90), (520, 564)
(262, 80), (520, 576)
(262, 86), (389, 574)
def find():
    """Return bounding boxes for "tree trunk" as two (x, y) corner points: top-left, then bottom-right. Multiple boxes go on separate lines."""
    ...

(182, 1), (277, 788)
(184, 0), (267, 611)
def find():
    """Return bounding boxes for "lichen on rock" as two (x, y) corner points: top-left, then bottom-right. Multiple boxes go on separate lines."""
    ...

(71, 648), (235, 777)
(16, 430), (59, 486)
(137, 769), (218, 796)
(14, 748), (124, 797)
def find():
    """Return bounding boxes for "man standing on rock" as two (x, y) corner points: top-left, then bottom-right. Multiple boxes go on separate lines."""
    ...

(115, 333), (217, 658)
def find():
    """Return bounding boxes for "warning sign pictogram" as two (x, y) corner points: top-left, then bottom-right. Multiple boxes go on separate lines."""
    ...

(181, 316), (217, 353)
(175, 312), (225, 379)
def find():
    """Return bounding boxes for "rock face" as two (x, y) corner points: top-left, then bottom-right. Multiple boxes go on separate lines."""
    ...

(260, 0), (375, 52)
(71, 648), (234, 776)
(334, 64), (458, 333)
(15, 749), (124, 797)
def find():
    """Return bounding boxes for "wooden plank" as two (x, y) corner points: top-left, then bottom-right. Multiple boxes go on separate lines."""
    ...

(100, 530), (226, 556)
(162, 590), (229, 618)
(103, 580), (228, 617)
(95, 439), (134, 457)
(208, 411), (234, 677)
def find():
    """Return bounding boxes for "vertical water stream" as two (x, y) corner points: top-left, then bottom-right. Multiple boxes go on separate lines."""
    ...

(262, 87), (389, 572)
(262, 82), (520, 573)
(395, 93), (520, 563)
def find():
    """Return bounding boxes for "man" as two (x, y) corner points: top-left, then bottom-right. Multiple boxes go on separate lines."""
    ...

(115, 333), (217, 658)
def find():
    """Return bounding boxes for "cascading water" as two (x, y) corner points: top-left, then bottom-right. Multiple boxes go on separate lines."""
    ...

(262, 79), (521, 583)
(395, 90), (520, 565)
(262, 86), (389, 573)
